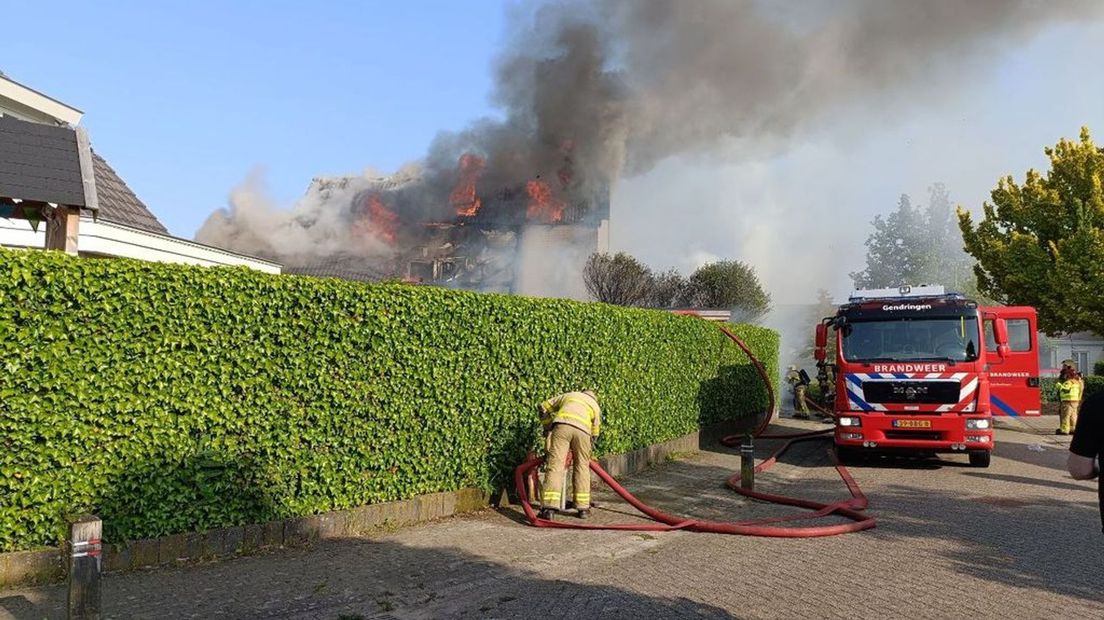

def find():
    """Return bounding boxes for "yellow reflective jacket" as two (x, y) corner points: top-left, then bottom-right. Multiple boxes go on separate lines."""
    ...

(540, 391), (601, 437)
(1057, 378), (1083, 402)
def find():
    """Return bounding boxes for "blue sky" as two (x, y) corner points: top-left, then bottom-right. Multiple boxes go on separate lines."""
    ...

(5, 1), (1104, 303)
(3, 0), (508, 237)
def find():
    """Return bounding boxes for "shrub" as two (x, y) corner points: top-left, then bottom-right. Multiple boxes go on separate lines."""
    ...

(1039, 376), (1104, 403)
(0, 250), (777, 551)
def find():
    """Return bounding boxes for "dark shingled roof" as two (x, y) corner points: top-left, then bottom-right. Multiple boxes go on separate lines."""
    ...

(283, 254), (391, 282)
(90, 151), (168, 235)
(0, 114), (85, 206)
(0, 113), (170, 235)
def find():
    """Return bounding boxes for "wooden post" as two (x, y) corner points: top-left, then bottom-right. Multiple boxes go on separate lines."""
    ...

(67, 515), (102, 620)
(45, 206), (81, 255)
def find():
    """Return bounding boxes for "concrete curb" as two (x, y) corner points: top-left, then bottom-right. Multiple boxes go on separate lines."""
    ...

(0, 423), (744, 587)
(597, 429), (701, 478)
(0, 487), (490, 587)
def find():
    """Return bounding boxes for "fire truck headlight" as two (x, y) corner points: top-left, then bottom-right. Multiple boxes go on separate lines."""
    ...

(965, 418), (991, 430)
(838, 416), (862, 427)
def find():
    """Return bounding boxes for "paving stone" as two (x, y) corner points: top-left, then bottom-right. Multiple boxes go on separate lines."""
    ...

(1, 415), (1101, 619)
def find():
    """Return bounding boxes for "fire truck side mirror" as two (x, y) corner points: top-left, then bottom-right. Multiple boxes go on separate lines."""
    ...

(814, 324), (828, 362)
(994, 318), (1010, 359)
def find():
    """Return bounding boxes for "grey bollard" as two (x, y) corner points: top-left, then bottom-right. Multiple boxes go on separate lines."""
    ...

(67, 515), (102, 620)
(740, 433), (755, 490)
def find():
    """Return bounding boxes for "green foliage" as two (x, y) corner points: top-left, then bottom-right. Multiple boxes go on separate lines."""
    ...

(958, 128), (1104, 335)
(1095, 360), (1104, 377)
(0, 249), (778, 551)
(642, 268), (688, 309)
(582, 252), (652, 306)
(686, 260), (771, 321)
(851, 194), (926, 288)
(581, 253), (773, 315)
(799, 289), (838, 362)
(852, 184), (978, 293)
(1040, 376), (1104, 403)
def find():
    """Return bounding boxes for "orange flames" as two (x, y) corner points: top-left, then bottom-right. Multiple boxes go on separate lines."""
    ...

(449, 153), (485, 217)
(353, 193), (398, 244)
(526, 179), (566, 224)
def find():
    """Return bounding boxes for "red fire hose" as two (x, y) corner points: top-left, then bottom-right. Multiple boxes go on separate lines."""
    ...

(514, 320), (875, 537)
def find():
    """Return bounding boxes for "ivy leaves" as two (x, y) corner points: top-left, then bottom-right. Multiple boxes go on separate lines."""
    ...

(0, 249), (777, 551)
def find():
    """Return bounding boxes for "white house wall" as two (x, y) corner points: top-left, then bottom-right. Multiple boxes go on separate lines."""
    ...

(0, 217), (44, 247)
(1044, 333), (1104, 375)
(515, 224), (599, 300)
(0, 217), (281, 274)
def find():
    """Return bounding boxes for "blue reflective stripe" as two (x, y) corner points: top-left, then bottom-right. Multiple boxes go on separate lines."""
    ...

(846, 387), (874, 411)
(991, 395), (1019, 417)
(844, 374), (874, 411)
(849, 395), (874, 412)
(894, 373), (909, 379)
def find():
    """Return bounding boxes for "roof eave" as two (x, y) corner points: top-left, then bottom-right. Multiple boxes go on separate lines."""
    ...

(0, 75), (83, 125)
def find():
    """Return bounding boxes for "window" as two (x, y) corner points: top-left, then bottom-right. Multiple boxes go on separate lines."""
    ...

(1073, 351), (1089, 372)
(983, 318), (1032, 352)
(1007, 319), (1032, 352)
(841, 316), (981, 362)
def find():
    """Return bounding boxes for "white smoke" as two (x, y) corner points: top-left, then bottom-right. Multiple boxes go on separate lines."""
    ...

(195, 0), (1104, 303)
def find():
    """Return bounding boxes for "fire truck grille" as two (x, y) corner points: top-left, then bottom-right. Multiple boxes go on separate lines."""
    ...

(862, 380), (960, 405)
(884, 431), (943, 441)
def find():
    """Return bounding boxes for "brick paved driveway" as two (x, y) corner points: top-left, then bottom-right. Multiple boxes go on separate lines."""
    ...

(2, 415), (1101, 619)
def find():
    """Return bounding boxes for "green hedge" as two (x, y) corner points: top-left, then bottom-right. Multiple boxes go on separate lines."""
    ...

(0, 249), (778, 551)
(1040, 376), (1104, 403)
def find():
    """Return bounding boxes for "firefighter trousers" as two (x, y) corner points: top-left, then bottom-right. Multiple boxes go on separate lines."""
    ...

(1059, 400), (1081, 434)
(793, 384), (809, 414)
(541, 423), (592, 510)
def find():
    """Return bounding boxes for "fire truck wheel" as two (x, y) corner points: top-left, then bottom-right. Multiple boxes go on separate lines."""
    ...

(968, 451), (991, 468)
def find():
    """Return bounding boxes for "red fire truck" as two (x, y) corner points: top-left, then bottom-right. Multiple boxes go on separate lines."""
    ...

(814, 285), (1040, 467)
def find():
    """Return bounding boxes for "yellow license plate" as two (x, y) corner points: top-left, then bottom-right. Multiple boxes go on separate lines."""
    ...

(892, 419), (932, 429)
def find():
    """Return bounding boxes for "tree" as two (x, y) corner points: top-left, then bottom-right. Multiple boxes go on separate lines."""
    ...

(642, 268), (689, 309)
(685, 260), (771, 321)
(850, 194), (927, 288)
(803, 288), (839, 360)
(922, 183), (977, 293)
(958, 127), (1104, 335)
(582, 252), (652, 306)
(851, 185), (979, 294)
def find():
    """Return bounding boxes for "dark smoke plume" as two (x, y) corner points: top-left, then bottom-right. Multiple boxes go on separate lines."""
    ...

(197, 0), (1102, 273)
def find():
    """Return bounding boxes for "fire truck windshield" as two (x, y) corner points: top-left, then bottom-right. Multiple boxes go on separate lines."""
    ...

(841, 316), (981, 363)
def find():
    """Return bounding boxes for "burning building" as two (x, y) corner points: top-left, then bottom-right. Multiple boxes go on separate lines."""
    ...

(197, 154), (610, 298)
(289, 165), (610, 297)
(195, 3), (623, 299)
(197, 0), (1090, 298)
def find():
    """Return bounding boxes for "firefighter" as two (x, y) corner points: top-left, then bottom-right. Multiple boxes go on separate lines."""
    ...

(816, 361), (835, 411)
(1057, 359), (1085, 435)
(538, 389), (601, 520)
(786, 365), (811, 419)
